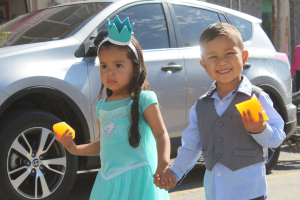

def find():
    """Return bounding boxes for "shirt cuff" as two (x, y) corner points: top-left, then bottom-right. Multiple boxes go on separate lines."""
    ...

(170, 165), (182, 182)
(248, 123), (272, 138)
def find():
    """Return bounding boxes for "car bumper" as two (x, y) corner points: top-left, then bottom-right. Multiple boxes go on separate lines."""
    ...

(283, 102), (297, 138)
(285, 120), (297, 139)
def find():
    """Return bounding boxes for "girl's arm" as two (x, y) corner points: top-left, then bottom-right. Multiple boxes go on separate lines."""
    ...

(54, 119), (101, 156)
(143, 103), (173, 189)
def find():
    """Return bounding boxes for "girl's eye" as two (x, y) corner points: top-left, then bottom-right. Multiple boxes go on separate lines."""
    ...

(116, 64), (123, 68)
(101, 65), (107, 69)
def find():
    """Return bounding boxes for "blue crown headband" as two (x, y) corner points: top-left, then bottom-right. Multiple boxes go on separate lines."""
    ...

(97, 16), (139, 61)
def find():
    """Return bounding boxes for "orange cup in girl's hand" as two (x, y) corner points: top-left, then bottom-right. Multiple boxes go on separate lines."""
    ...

(53, 122), (75, 139)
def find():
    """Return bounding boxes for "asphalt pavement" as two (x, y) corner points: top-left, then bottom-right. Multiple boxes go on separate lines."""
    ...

(65, 145), (300, 200)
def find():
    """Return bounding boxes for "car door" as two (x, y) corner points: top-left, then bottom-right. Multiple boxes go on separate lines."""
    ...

(86, 2), (187, 143)
(167, 2), (222, 121)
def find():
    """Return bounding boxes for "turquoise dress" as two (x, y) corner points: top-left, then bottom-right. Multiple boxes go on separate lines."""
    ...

(90, 91), (170, 200)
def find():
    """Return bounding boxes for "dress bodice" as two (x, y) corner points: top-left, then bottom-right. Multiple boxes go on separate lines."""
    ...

(95, 91), (159, 179)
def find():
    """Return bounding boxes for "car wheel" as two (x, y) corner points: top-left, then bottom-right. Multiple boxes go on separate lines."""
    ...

(0, 109), (77, 200)
(265, 146), (281, 174)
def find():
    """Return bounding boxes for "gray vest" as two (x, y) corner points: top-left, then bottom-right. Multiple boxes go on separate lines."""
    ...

(196, 85), (264, 171)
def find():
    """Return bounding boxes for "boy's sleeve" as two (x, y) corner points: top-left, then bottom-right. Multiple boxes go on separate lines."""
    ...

(249, 92), (286, 148)
(170, 103), (202, 183)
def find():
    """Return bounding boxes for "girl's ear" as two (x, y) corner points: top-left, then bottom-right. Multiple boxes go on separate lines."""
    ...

(133, 66), (140, 77)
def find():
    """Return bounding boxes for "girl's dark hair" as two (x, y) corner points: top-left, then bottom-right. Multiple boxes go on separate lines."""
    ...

(98, 36), (150, 148)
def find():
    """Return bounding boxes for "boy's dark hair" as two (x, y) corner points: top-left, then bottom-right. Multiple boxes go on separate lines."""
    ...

(98, 36), (150, 148)
(199, 22), (244, 56)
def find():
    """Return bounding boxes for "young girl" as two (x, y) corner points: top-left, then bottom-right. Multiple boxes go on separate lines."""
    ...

(55, 16), (171, 200)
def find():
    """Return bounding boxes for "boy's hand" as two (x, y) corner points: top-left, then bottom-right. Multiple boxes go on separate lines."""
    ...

(153, 167), (177, 190)
(241, 110), (267, 134)
(54, 129), (77, 154)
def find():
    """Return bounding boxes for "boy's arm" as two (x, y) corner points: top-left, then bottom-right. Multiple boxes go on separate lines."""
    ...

(170, 104), (202, 182)
(248, 92), (286, 148)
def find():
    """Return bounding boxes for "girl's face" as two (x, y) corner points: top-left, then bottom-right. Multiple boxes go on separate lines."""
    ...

(99, 47), (134, 95)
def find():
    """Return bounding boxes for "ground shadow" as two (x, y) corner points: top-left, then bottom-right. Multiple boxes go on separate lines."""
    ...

(65, 171), (98, 200)
(168, 165), (205, 194)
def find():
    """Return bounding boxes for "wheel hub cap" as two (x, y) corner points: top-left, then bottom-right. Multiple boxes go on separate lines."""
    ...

(32, 159), (40, 168)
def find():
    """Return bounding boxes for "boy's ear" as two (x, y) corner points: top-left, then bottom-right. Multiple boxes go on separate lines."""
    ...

(242, 50), (249, 66)
(200, 60), (207, 71)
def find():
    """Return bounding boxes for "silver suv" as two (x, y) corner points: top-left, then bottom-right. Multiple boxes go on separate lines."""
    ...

(0, 0), (296, 199)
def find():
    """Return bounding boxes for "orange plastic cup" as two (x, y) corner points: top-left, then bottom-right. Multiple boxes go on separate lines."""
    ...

(53, 122), (75, 139)
(235, 94), (269, 121)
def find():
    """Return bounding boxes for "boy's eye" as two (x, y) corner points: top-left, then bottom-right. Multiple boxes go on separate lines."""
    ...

(116, 64), (123, 68)
(208, 56), (217, 59)
(226, 52), (235, 55)
(101, 65), (107, 69)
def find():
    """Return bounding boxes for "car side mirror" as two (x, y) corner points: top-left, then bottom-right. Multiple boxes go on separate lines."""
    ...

(94, 29), (108, 47)
(243, 63), (251, 69)
(85, 29), (108, 57)
(85, 46), (98, 57)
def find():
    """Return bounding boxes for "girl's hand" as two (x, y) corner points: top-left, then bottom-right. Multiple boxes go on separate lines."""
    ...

(241, 110), (267, 134)
(54, 129), (77, 154)
(154, 167), (177, 190)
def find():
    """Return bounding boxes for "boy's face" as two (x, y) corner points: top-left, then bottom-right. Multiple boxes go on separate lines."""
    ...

(200, 36), (248, 88)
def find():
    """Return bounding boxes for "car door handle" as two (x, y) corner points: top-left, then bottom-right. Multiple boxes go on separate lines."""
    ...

(243, 63), (251, 69)
(161, 64), (183, 72)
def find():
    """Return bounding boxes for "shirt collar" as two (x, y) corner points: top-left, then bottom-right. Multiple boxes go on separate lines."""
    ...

(203, 75), (252, 98)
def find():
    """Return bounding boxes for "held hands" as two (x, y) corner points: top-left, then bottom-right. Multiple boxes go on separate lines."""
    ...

(153, 167), (177, 190)
(241, 110), (267, 134)
(54, 129), (77, 154)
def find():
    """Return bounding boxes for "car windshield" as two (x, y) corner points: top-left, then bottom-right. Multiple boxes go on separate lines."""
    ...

(0, 3), (111, 48)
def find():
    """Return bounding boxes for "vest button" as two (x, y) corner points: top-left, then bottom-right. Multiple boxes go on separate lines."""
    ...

(217, 121), (223, 127)
(215, 153), (222, 159)
(217, 137), (223, 142)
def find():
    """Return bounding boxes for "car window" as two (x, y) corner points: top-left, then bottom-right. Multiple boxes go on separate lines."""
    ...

(0, 3), (110, 48)
(172, 4), (220, 47)
(96, 3), (169, 50)
(226, 13), (252, 42)
(219, 14), (228, 23)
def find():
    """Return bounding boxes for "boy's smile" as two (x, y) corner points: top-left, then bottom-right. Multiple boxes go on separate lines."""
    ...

(200, 36), (248, 98)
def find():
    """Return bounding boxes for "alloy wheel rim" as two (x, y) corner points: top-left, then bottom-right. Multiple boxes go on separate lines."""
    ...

(7, 127), (67, 199)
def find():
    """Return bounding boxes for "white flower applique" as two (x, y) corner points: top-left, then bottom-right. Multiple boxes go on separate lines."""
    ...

(99, 112), (130, 137)
(103, 122), (116, 137)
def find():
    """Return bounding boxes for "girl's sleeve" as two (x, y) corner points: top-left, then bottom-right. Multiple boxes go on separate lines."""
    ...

(139, 91), (159, 114)
(95, 99), (104, 119)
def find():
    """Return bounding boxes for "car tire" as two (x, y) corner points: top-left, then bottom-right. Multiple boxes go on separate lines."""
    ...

(0, 109), (77, 200)
(265, 146), (281, 174)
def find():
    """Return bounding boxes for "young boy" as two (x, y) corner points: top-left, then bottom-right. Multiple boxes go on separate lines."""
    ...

(153, 23), (286, 200)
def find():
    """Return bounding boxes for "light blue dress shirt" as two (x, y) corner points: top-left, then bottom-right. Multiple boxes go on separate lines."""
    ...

(170, 76), (286, 200)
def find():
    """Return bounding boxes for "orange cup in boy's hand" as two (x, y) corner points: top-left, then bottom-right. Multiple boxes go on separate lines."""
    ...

(53, 122), (75, 139)
(235, 94), (269, 122)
